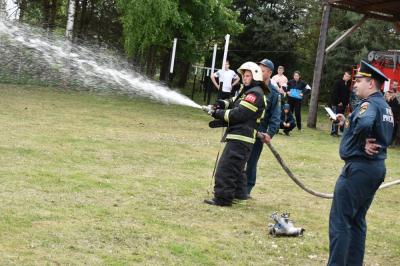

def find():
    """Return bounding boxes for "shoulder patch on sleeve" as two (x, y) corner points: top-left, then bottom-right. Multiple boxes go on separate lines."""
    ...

(244, 93), (257, 104)
(359, 102), (369, 115)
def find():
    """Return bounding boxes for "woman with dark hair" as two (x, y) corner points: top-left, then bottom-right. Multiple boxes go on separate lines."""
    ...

(286, 71), (311, 130)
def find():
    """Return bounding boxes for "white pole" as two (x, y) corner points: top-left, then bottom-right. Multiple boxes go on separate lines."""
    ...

(170, 38), (177, 73)
(211, 44), (217, 74)
(221, 34), (230, 70)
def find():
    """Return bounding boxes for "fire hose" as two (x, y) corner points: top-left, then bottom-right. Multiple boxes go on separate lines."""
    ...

(266, 142), (400, 199)
(202, 105), (400, 199)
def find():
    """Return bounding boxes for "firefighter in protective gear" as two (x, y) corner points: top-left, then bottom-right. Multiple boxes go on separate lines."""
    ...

(204, 62), (267, 206)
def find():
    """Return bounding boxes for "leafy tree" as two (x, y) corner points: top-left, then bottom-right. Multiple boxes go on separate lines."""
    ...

(116, 0), (242, 81)
(229, 0), (317, 75)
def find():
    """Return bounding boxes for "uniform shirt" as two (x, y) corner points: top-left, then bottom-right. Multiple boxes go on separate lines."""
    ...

(272, 74), (288, 88)
(259, 79), (281, 137)
(340, 92), (394, 161)
(214, 69), (238, 93)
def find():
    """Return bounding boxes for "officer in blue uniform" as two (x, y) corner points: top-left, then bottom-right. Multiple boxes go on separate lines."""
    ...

(327, 60), (394, 266)
(245, 59), (281, 196)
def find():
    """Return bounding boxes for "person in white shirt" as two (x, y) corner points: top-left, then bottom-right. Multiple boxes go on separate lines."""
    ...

(211, 60), (240, 99)
(272, 65), (288, 96)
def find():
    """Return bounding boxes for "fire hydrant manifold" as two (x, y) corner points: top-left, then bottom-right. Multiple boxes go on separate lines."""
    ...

(268, 212), (305, 237)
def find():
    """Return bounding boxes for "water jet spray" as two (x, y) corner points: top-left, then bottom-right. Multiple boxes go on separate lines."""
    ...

(0, 21), (201, 109)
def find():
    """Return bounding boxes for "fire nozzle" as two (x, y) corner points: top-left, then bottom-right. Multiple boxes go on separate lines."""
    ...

(201, 105), (214, 115)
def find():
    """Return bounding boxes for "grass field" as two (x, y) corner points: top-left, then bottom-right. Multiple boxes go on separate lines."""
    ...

(1, 83), (399, 265)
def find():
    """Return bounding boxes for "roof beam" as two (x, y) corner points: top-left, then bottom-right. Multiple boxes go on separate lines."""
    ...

(360, 1), (400, 12)
(331, 3), (398, 22)
(325, 15), (368, 54)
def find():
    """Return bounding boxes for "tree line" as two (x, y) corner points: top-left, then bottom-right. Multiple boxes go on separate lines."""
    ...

(4, 0), (400, 101)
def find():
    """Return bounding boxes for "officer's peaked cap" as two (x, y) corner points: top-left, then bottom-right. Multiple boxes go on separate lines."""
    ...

(354, 60), (388, 82)
(258, 59), (274, 72)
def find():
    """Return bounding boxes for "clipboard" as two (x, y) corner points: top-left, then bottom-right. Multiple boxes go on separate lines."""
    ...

(324, 106), (337, 120)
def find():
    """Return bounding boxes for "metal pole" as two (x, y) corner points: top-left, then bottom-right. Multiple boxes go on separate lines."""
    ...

(211, 44), (217, 74)
(221, 34), (230, 69)
(307, 1), (331, 128)
(170, 38), (177, 73)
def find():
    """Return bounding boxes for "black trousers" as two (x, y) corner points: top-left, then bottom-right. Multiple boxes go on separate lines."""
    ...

(217, 90), (231, 100)
(214, 140), (253, 204)
(288, 97), (302, 130)
(280, 121), (296, 133)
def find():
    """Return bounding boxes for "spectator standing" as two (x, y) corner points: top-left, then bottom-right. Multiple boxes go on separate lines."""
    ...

(272, 65), (288, 96)
(286, 71), (311, 130)
(385, 80), (400, 145)
(211, 60), (240, 100)
(330, 71), (352, 136)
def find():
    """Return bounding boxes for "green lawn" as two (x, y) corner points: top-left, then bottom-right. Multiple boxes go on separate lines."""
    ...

(1, 83), (399, 265)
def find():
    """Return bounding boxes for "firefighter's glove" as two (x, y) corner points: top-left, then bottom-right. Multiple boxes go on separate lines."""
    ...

(214, 99), (227, 110)
(211, 109), (222, 118)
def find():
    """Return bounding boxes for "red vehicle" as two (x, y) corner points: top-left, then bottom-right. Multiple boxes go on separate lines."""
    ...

(352, 50), (400, 91)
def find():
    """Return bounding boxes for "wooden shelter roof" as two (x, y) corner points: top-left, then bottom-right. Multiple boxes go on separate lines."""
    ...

(329, 0), (400, 22)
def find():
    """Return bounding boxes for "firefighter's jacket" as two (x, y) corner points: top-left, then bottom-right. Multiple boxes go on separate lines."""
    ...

(214, 85), (266, 144)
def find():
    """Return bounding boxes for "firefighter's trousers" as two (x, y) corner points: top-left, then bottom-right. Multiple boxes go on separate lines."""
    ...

(214, 140), (253, 205)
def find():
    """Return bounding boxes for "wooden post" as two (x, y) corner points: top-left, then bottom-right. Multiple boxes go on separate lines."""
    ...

(307, 0), (331, 128)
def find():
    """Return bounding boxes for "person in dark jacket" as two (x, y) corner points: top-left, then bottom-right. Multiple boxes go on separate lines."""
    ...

(384, 80), (400, 145)
(286, 71), (311, 130)
(245, 59), (281, 197)
(204, 62), (268, 206)
(330, 71), (352, 136)
(280, 103), (296, 135)
(327, 61), (394, 266)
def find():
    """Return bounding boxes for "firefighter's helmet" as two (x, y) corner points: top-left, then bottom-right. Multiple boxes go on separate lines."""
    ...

(237, 62), (263, 82)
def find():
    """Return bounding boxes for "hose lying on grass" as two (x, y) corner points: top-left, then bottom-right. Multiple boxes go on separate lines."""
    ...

(266, 143), (400, 199)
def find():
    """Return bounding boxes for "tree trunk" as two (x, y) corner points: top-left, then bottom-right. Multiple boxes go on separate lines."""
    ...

(159, 50), (170, 82)
(145, 46), (157, 78)
(177, 61), (190, 88)
(0, 0), (6, 20)
(65, 0), (76, 39)
(42, 0), (50, 28)
(18, 0), (27, 22)
(307, 1), (331, 128)
(49, 0), (57, 30)
(42, 0), (57, 30)
(78, 0), (88, 37)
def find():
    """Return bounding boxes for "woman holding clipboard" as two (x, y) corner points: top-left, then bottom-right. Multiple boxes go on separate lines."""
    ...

(286, 71), (311, 130)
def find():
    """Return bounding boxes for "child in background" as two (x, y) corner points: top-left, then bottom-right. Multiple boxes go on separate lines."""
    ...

(280, 104), (296, 136)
